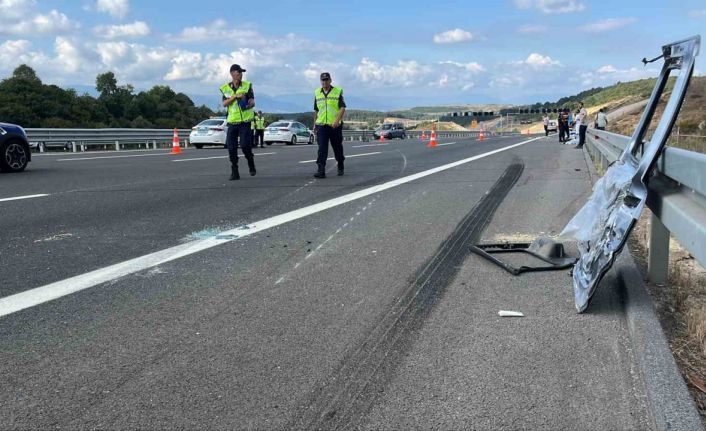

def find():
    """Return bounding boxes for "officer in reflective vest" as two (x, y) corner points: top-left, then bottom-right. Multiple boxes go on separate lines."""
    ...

(220, 64), (257, 180)
(313, 72), (346, 178)
(251, 111), (266, 148)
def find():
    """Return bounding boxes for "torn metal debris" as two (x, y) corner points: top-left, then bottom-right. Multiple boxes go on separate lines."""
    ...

(470, 237), (576, 276)
(561, 35), (701, 312)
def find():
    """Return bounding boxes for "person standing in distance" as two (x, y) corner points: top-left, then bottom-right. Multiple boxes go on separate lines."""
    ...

(313, 72), (346, 178)
(576, 101), (588, 149)
(220, 64), (256, 180)
(252, 111), (266, 148)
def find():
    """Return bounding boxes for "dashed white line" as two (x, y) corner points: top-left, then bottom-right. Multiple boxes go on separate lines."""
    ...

(0, 137), (541, 318)
(0, 194), (50, 203)
(174, 152), (276, 162)
(298, 152), (382, 164)
(437, 142), (458, 147)
(352, 143), (389, 148)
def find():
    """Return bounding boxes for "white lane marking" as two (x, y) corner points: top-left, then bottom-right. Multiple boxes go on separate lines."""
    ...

(352, 143), (389, 148)
(298, 152), (382, 164)
(0, 137), (541, 318)
(0, 194), (50, 203)
(437, 142), (457, 147)
(57, 153), (172, 161)
(34, 149), (175, 157)
(173, 152), (276, 162)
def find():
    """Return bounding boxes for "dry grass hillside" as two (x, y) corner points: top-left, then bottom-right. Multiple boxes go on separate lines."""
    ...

(609, 76), (706, 154)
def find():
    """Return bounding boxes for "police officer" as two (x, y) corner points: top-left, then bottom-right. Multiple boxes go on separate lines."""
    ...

(252, 110), (266, 148)
(313, 72), (346, 178)
(220, 64), (256, 180)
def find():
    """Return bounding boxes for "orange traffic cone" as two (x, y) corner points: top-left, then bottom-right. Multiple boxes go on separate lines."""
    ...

(379, 131), (385, 142)
(478, 127), (485, 141)
(420, 130), (427, 140)
(427, 125), (437, 148)
(171, 128), (182, 154)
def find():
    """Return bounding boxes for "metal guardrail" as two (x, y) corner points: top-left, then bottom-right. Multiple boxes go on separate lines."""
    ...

(585, 128), (706, 283)
(26, 128), (509, 151)
(26, 128), (192, 152)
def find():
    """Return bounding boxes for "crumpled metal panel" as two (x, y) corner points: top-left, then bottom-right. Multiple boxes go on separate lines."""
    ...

(561, 36), (701, 313)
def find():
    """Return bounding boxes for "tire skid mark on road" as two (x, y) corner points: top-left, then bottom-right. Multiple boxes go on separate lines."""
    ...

(275, 197), (378, 284)
(0, 138), (540, 318)
(287, 162), (526, 430)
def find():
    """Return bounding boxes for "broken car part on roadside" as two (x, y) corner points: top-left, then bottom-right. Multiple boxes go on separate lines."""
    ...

(561, 35), (699, 312)
(471, 36), (700, 313)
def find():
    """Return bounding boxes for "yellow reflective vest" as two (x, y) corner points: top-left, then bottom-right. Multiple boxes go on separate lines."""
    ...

(315, 86), (342, 126)
(220, 80), (254, 123)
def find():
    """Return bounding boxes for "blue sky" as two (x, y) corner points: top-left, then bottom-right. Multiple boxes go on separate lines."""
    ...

(1, 0), (705, 110)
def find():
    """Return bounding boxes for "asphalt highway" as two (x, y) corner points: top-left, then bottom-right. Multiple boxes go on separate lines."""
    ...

(0, 135), (650, 429)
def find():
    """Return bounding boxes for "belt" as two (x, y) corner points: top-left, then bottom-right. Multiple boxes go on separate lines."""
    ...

(227, 120), (252, 125)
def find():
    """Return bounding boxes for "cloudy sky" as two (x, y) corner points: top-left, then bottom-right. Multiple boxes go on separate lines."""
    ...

(1, 0), (704, 110)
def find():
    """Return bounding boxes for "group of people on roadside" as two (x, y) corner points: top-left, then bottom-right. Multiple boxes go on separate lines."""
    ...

(542, 104), (609, 149)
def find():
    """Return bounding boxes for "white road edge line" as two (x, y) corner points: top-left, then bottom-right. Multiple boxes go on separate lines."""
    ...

(0, 194), (50, 203)
(57, 153), (173, 161)
(298, 151), (382, 164)
(0, 137), (541, 318)
(437, 142), (457, 146)
(173, 152), (276, 162)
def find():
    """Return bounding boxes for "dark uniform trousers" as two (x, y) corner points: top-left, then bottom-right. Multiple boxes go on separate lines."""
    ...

(316, 124), (344, 168)
(255, 129), (265, 147)
(577, 124), (588, 148)
(226, 121), (255, 168)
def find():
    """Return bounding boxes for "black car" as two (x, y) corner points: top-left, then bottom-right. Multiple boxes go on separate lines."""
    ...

(373, 122), (406, 140)
(0, 122), (31, 173)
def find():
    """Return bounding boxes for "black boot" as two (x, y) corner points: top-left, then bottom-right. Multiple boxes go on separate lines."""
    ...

(314, 164), (326, 178)
(229, 164), (240, 181)
(247, 157), (256, 176)
(337, 161), (344, 176)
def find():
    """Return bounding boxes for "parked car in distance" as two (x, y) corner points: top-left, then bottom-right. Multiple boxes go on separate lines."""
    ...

(547, 119), (558, 133)
(373, 122), (406, 140)
(0, 122), (31, 172)
(190, 117), (227, 149)
(29, 141), (74, 152)
(264, 121), (314, 145)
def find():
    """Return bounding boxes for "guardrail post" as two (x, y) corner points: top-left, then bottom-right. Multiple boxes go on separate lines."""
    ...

(39, 143), (44, 153)
(648, 211), (670, 284)
(152, 140), (156, 150)
(71, 141), (77, 152)
(80, 142), (85, 152)
(115, 140), (120, 151)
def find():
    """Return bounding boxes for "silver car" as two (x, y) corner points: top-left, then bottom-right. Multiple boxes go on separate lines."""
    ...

(190, 118), (227, 149)
(264, 121), (314, 145)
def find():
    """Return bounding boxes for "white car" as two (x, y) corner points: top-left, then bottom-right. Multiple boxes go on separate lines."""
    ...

(190, 118), (227, 149)
(264, 121), (314, 145)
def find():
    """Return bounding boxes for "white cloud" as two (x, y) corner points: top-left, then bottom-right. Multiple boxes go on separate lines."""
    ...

(94, 21), (150, 38)
(596, 65), (618, 73)
(0, 9), (79, 35)
(0, 0), (36, 19)
(96, 0), (129, 18)
(580, 17), (637, 33)
(514, 0), (586, 14)
(433, 28), (474, 44)
(517, 24), (547, 34)
(518, 53), (561, 68)
(356, 57), (431, 87)
(54, 37), (84, 73)
(439, 61), (485, 73)
(688, 9), (706, 18)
